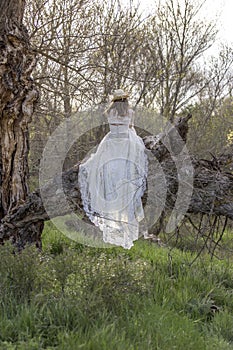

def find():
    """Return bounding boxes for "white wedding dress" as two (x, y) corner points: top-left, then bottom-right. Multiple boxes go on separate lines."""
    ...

(78, 109), (148, 249)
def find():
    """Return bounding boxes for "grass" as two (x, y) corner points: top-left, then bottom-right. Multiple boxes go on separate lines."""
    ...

(0, 221), (232, 349)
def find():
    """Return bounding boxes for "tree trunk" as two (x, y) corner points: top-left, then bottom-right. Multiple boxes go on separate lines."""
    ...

(0, 0), (43, 248)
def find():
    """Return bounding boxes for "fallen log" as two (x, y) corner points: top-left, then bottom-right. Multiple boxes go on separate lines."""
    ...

(0, 115), (232, 248)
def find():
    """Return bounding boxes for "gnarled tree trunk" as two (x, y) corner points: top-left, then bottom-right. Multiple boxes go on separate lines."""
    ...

(0, 0), (43, 248)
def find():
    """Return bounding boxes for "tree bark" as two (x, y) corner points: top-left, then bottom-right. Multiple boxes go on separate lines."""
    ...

(0, 115), (232, 244)
(0, 0), (43, 248)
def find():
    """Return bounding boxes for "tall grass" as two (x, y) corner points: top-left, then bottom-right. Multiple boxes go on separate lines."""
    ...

(0, 221), (232, 349)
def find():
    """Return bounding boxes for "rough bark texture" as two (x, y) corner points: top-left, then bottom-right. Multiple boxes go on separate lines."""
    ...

(0, 115), (232, 244)
(0, 0), (43, 247)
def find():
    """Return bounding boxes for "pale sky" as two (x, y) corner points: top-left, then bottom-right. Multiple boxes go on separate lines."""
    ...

(191, 0), (232, 44)
(123, 0), (233, 45)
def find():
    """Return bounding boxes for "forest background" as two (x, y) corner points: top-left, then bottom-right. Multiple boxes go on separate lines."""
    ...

(0, 0), (233, 349)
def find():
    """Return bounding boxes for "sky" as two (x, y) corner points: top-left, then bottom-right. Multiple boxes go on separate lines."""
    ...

(124, 0), (233, 45)
(189, 0), (232, 44)
(204, 0), (233, 44)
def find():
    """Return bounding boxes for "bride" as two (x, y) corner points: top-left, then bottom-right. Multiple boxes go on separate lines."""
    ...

(78, 89), (148, 249)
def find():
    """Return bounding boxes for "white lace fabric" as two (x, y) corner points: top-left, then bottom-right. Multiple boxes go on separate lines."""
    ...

(78, 109), (148, 249)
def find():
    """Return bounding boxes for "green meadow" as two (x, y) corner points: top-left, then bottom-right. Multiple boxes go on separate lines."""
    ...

(0, 221), (233, 350)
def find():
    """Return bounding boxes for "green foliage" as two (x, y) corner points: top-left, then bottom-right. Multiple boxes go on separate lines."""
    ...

(184, 97), (233, 158)
(0, 225), (233, 349)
